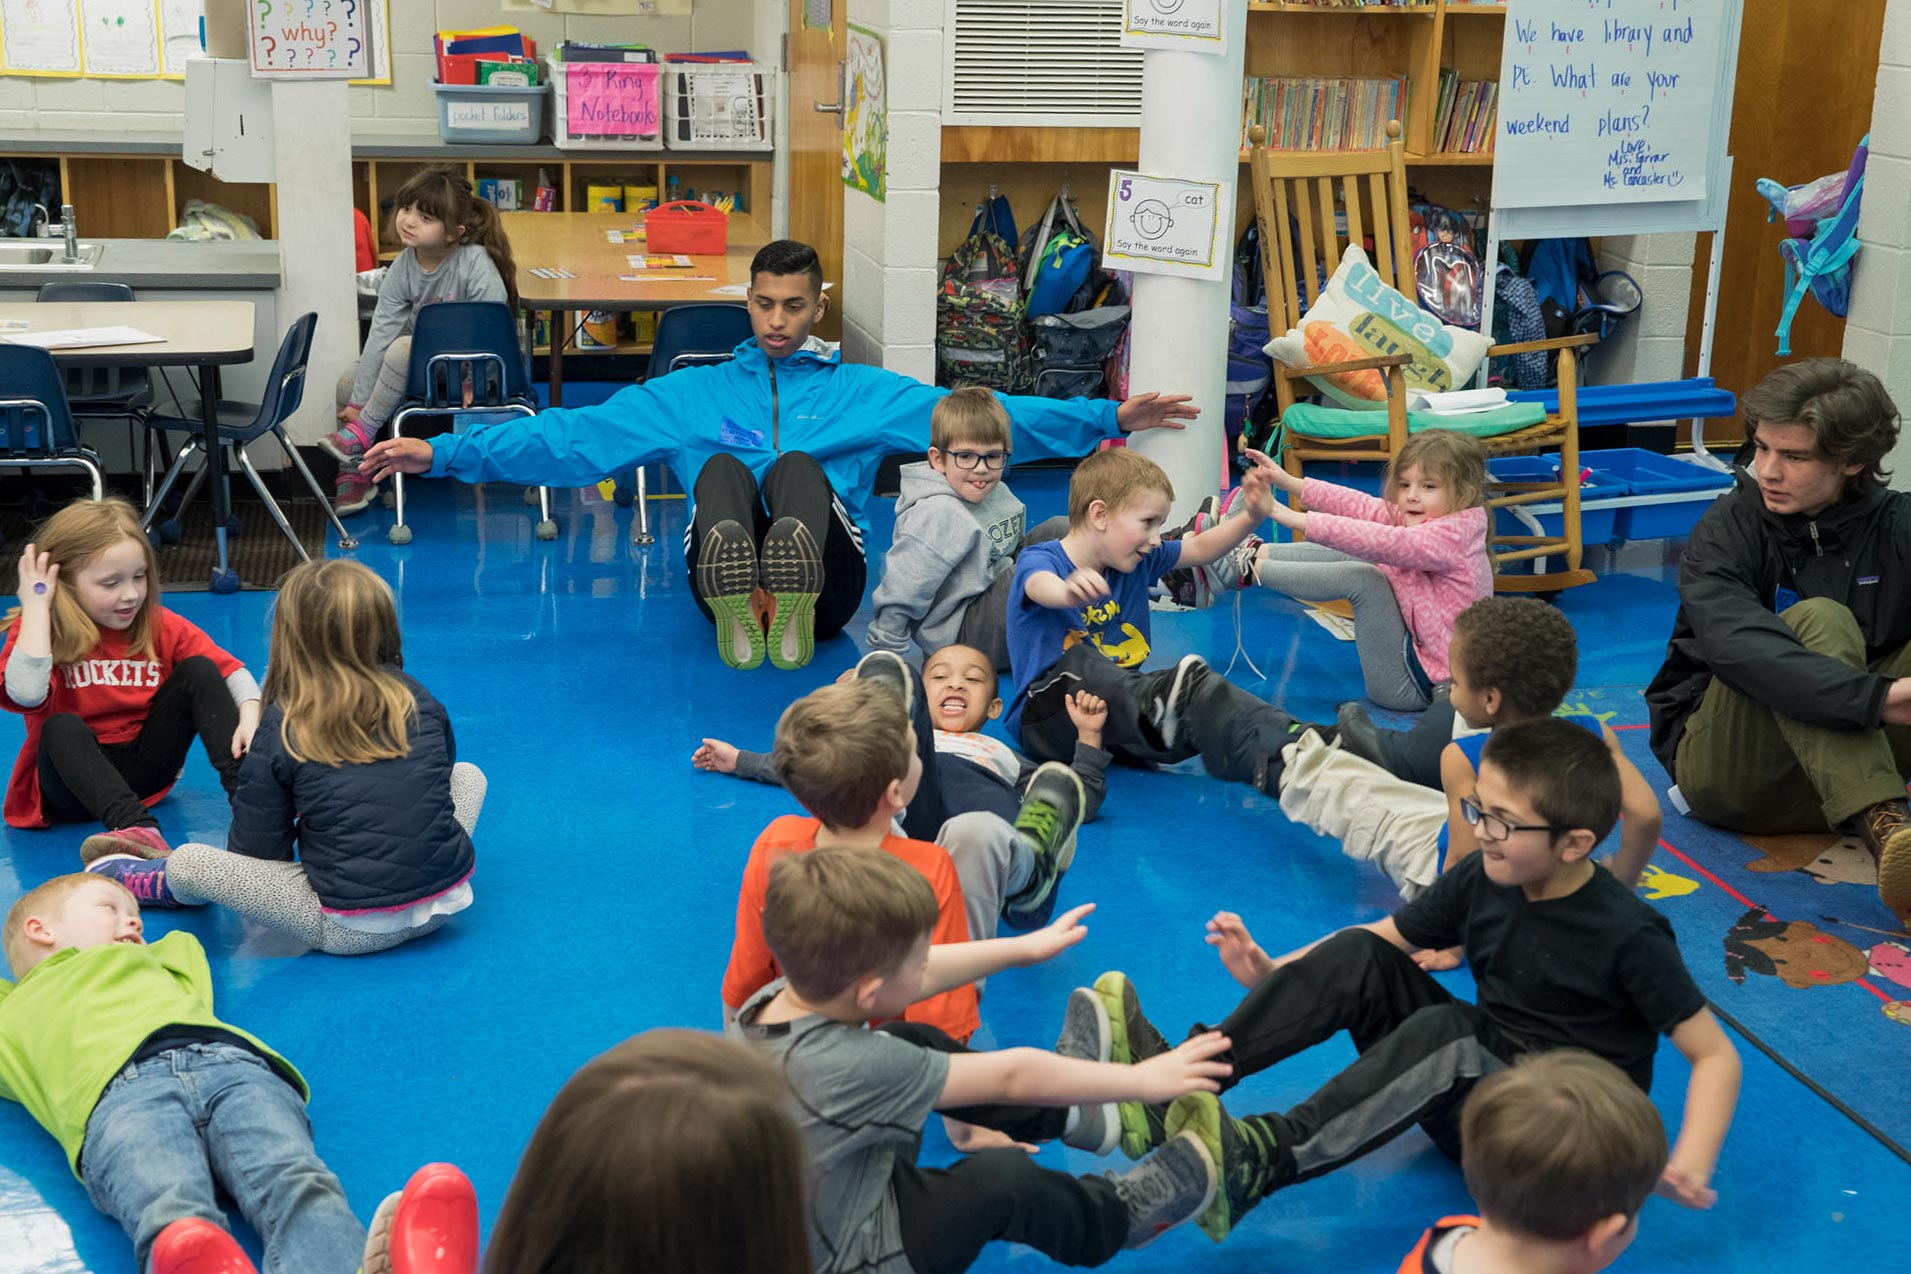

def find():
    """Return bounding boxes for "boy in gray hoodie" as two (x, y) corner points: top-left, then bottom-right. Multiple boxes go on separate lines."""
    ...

(868, 388), (1065, 670)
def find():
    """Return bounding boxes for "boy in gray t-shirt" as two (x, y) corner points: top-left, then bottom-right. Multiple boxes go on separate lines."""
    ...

(729, 847), (1229, 1274)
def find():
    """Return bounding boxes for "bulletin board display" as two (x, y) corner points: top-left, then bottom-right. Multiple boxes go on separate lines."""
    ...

(0, 0), (391, 84)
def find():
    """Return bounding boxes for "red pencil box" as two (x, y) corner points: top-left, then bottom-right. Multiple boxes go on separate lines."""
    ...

(644, 201), (728, 255)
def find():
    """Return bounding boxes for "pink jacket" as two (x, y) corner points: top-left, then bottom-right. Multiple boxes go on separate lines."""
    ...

(1298, 478), (1492, 683)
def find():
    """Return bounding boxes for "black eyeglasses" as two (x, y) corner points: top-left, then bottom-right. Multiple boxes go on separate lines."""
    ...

(945, 449), (1009, 472)
(1459, 796), (1565, 844)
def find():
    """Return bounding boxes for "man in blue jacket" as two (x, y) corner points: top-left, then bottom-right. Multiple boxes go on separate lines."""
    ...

(364, 239), (1195, 670)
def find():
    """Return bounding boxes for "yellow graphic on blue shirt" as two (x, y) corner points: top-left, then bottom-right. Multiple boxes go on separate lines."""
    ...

(1062, 599), (1151, 668)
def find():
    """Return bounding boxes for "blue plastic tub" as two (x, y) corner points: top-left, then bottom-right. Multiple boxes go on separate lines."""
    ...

(1580, 447), (1734, 540)
(1487, 456), (1626, 545)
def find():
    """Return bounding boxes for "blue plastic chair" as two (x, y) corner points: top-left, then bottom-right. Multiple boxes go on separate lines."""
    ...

(36, 281), (155, 484)
(622, 303), (754, 546)
(0, 344), (104, 500)
(386, 302), (542, 546)
(141, 312), (359, 562)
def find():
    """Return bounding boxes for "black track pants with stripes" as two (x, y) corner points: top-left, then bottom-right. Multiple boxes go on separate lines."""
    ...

(683, 451), (868, 640)
(1196, 928), (1514, 1186)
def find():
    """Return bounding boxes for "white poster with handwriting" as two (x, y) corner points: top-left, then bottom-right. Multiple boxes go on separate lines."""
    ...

(80, 0), (162, 77)
(1121, 0), (1224, 52)
(1102, 171), (1230, 282)
(1492, 0), (1723, 208)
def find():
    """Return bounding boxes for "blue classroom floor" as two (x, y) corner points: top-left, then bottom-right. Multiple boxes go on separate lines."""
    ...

(0, 463), (1902, 1274)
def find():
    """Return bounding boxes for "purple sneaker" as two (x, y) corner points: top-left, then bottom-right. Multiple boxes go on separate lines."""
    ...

(335, 469), (378, 517)
(87, 854), (184, 909)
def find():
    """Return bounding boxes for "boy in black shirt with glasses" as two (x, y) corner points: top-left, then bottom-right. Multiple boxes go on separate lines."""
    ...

(1085, 717), (1741, 1244)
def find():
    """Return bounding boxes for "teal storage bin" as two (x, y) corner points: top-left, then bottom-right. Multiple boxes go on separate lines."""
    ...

(1580, 447), (1734, 540)
(433, 81), (550, 145)
(1487, 456), (1626, 545)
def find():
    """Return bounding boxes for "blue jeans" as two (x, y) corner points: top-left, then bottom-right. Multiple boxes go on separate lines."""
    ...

(81, 1042), (364, 1274)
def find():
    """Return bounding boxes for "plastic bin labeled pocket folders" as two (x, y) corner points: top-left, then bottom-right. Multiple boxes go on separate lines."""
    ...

(433, 82), (550, 145)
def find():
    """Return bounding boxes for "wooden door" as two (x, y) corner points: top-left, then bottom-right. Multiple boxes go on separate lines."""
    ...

(1685, 0), (1884, 442)
(788, 0), (846, 340)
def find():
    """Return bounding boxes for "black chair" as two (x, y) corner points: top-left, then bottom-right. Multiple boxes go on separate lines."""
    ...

(140, 312), (358, 557)
(621, 303), (754, 546)
(0, 344), (105, 499)
(36, 281), (156, 487)
(386, 302), (543, 545)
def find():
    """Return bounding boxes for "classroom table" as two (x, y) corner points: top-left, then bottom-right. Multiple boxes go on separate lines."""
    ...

(502, 209), (768, 410)
(0, 300), (256, 592)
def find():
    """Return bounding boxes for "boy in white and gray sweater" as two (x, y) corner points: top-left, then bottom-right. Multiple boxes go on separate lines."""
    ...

(867, 387), (1065, 671)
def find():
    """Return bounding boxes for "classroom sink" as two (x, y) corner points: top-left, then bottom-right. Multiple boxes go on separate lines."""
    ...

(0, 242), (105, 270)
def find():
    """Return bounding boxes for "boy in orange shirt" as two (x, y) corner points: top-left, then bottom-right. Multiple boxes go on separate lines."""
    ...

(721, 667), (1086, 1041)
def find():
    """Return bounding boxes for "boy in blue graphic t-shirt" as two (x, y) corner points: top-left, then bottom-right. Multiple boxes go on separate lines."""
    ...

(1007, 447), (1302, 793)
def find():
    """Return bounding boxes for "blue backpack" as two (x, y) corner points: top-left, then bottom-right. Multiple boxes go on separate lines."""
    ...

(1022, 192), (1097, 319)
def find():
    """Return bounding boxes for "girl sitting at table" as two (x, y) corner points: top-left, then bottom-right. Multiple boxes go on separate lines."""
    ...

(325, 167), (518, 517)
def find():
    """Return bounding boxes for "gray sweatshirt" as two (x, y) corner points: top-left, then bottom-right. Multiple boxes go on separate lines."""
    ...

(867, 462), (1027, 658)
(348, 244), (508, 406)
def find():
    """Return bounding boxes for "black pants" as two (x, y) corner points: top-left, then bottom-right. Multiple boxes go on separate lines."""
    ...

(878, 1022), (1126, 1273)
(1375, 694), (1457, 791)
(1018, 644), (1295, 786)
(36, 655), (242, 831)
(1198, 929), (1511, 1188)
(684, 451), (867, 640)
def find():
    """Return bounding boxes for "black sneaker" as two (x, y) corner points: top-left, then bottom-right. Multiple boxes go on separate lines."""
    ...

(853, 649), (915, 718)
(1165, 1092), (1280, 1243)
(1252, 720), (1332, 796)
(759, 516), (824, 671)
(1001, 763), (1085, 930)
(1055, 987), (1117, 1154)
(1111, 1132), (1218, 1250)
(695, 520), (763, 671)
(1335, 700), (1386, 768)
(1147, 654), (1213, 752)
(1093, 971), (1173, 1159)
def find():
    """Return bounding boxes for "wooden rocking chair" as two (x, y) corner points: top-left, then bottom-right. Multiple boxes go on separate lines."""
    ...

(1246, 120), (1598, 592)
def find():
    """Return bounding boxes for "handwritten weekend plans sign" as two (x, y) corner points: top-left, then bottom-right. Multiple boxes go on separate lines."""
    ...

(1493, 0), (1725, 208)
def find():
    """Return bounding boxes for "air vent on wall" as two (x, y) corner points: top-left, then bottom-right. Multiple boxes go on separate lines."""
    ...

(944, 0), (1143, 127)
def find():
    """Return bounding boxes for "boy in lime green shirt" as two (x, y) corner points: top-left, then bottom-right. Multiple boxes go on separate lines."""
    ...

(0, 873), (365, 1273)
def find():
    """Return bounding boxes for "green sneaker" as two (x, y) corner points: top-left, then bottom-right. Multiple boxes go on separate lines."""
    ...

(1093, 971), (1174, 1159)
(759, 516), (823, 671)
(695, 519), (763, 671)
(1164, 1091), (1280, 1243)
(1002, 763), (1086, 930)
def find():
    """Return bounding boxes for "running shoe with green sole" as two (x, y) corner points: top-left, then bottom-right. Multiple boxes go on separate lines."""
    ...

(760, 516), (823, 670)
(696, 519), (764, 670)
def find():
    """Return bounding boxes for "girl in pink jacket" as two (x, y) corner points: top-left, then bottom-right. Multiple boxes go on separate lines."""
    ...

(1243, 431), (1492, 709)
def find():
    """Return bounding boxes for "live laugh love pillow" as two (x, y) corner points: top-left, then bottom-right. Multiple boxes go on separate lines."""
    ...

(1265, 246), (1491, 409)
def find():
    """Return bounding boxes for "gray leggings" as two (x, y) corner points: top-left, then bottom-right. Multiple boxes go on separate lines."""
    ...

(1254, 541), (1432, 711)
(334, 335), (412, 434)
(167, 761), (486, 956)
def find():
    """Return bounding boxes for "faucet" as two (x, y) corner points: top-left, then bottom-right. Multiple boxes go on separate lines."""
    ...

(32, 203), (79, 262)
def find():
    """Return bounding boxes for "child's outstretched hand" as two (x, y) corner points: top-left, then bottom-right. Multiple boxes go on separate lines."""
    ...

(1206, 911), (1273, 987)
(1655, 1162), (1719, 1210)
(692, 738), (740, 774)
(1127, 1031), (1233, 1103)
(15, 544), (57, 606)
(1065, 690), (1108, 745)
(1241, 447), (1301, 495)
(1056, 568), (1111, 609)
(231, 700), (260, 759)
(1020, 902), (1094, 966)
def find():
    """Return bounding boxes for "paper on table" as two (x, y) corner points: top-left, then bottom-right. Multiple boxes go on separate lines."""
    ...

(3, 326), (166, 350)
(618, 275), (716, 283)
(705, 285), (749, 297)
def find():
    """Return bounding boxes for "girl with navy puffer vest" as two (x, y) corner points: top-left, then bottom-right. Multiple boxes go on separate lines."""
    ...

(89, 560), (485, 955)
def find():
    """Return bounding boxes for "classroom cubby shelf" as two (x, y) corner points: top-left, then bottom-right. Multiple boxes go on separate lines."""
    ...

(0, 135), (773, 257)
(939, 0), (1504, 255)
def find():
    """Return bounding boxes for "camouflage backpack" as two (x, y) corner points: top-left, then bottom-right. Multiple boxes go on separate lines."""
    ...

(936, 201), (1030, 393)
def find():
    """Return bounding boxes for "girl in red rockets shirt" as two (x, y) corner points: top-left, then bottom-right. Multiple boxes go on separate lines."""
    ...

(0, 498), (259, 862)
